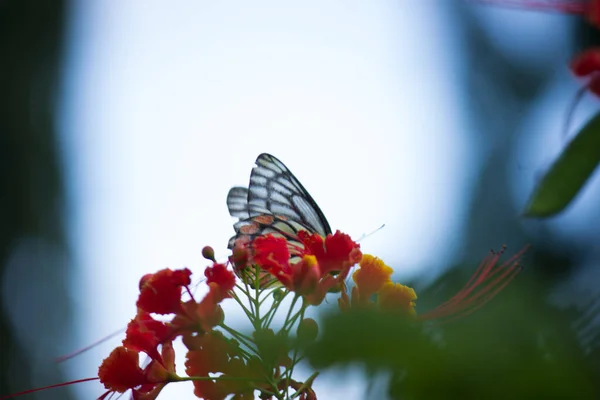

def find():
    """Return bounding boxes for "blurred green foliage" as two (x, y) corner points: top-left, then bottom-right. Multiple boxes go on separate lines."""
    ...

(306, 270), (600, 399)
(525, 111), (600, 218)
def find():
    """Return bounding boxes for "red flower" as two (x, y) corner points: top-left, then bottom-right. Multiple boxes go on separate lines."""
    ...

(205, 263), (236, 301)
(137, 268), (192, 315)
(247, 236), (316, 291)
(230, 236), (251, 270)
(132, 341), (177, 400)
(252, 235), (292, 275)
(170, 285), (226, 335)
(197, 284), (226, 328)
(204, 263), (235, 305)
(122, 311), (171, 365)
(298, 230), (362, 276)
(98, 341), (178, 400)
(248, 235), (295, 289)
(248, 232), (361, 304)
(290, 255), (321, 295)
(98, 347), (146, 393)
(590, 0), (600, 26)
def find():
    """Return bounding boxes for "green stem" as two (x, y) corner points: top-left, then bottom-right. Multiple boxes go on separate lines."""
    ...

(283, 307), (304, 332)
(284, 303), (307, 397)
(282, 294), (299, 332)
(230, 290), (256, 325)
(263, 290), (290, 328)
(236, 279), (256, 315)
(291, 372), (319, 399)
(254, 268), (261, 326)
(218, 324), (257, 358)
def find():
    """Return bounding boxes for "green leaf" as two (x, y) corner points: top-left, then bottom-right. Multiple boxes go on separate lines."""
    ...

(305, 310), (436, 370)
(524, 111), (600, 218)
(306, 291), (599, 399)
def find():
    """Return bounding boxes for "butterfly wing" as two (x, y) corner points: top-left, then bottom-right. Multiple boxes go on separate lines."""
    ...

(226, 186), (251, 220)
(227, 153), (332, 249)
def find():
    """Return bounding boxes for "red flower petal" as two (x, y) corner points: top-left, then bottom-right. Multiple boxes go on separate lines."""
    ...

(291, 255), (320, 294)
(98, 347), (146, 393)
(205, 263), (236, 296)
(299, 230), (361, 275)
(590, 0), (600, 26)
(252, 235), (291, 274)
(171, 288), (225, 335)
(123, 312), (171, 364)
(137, 268), (191, 315)
(571, 48), (600, 77)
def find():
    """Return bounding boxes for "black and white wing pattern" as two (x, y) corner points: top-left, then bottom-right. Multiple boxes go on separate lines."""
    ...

(227, 153), (332, 249)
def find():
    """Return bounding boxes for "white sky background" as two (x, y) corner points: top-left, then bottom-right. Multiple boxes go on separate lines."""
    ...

(59, 1), (471, 398)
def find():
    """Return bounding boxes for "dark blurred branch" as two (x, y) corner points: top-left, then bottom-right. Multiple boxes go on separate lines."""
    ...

(0, 1), (73, 398)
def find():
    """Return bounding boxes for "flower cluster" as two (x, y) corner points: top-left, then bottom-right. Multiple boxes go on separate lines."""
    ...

(97, 263), (239, 399)
(338, 254), (417, 315)
(4, 229), (526, 400)
(234, 230), (362, 304)
(93, 230), (364, 400)
(337, 246), (527, 324)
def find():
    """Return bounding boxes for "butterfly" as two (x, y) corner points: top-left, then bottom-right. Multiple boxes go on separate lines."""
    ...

(227, 153), (332, 257)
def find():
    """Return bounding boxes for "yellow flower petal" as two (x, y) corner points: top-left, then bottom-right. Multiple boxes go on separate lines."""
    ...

(378, 282), (417, 315)
(352, 254), (394, 301)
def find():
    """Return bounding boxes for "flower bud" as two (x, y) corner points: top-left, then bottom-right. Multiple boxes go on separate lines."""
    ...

(202, 246), (216, 262)
(231, 245), (249, 270)
(272, 288), (285, 301)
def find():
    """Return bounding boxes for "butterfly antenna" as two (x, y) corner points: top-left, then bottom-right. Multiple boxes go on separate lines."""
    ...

(344, 224), (386, 288)
(356, 223), (386, 243)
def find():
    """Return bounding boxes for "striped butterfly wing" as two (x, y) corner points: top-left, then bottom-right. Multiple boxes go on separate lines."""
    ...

(227, 153), (332, 255)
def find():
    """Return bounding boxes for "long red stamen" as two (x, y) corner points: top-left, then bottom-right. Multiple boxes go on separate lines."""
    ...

(0, 377), (99, 399)
(185, 285), (196, 302)
(428, 264), (523, 324)
(55, 328), (126, 363)
(418, 245), (529, 322)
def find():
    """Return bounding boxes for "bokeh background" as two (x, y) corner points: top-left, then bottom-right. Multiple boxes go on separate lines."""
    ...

(2, 1), (600, 399)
